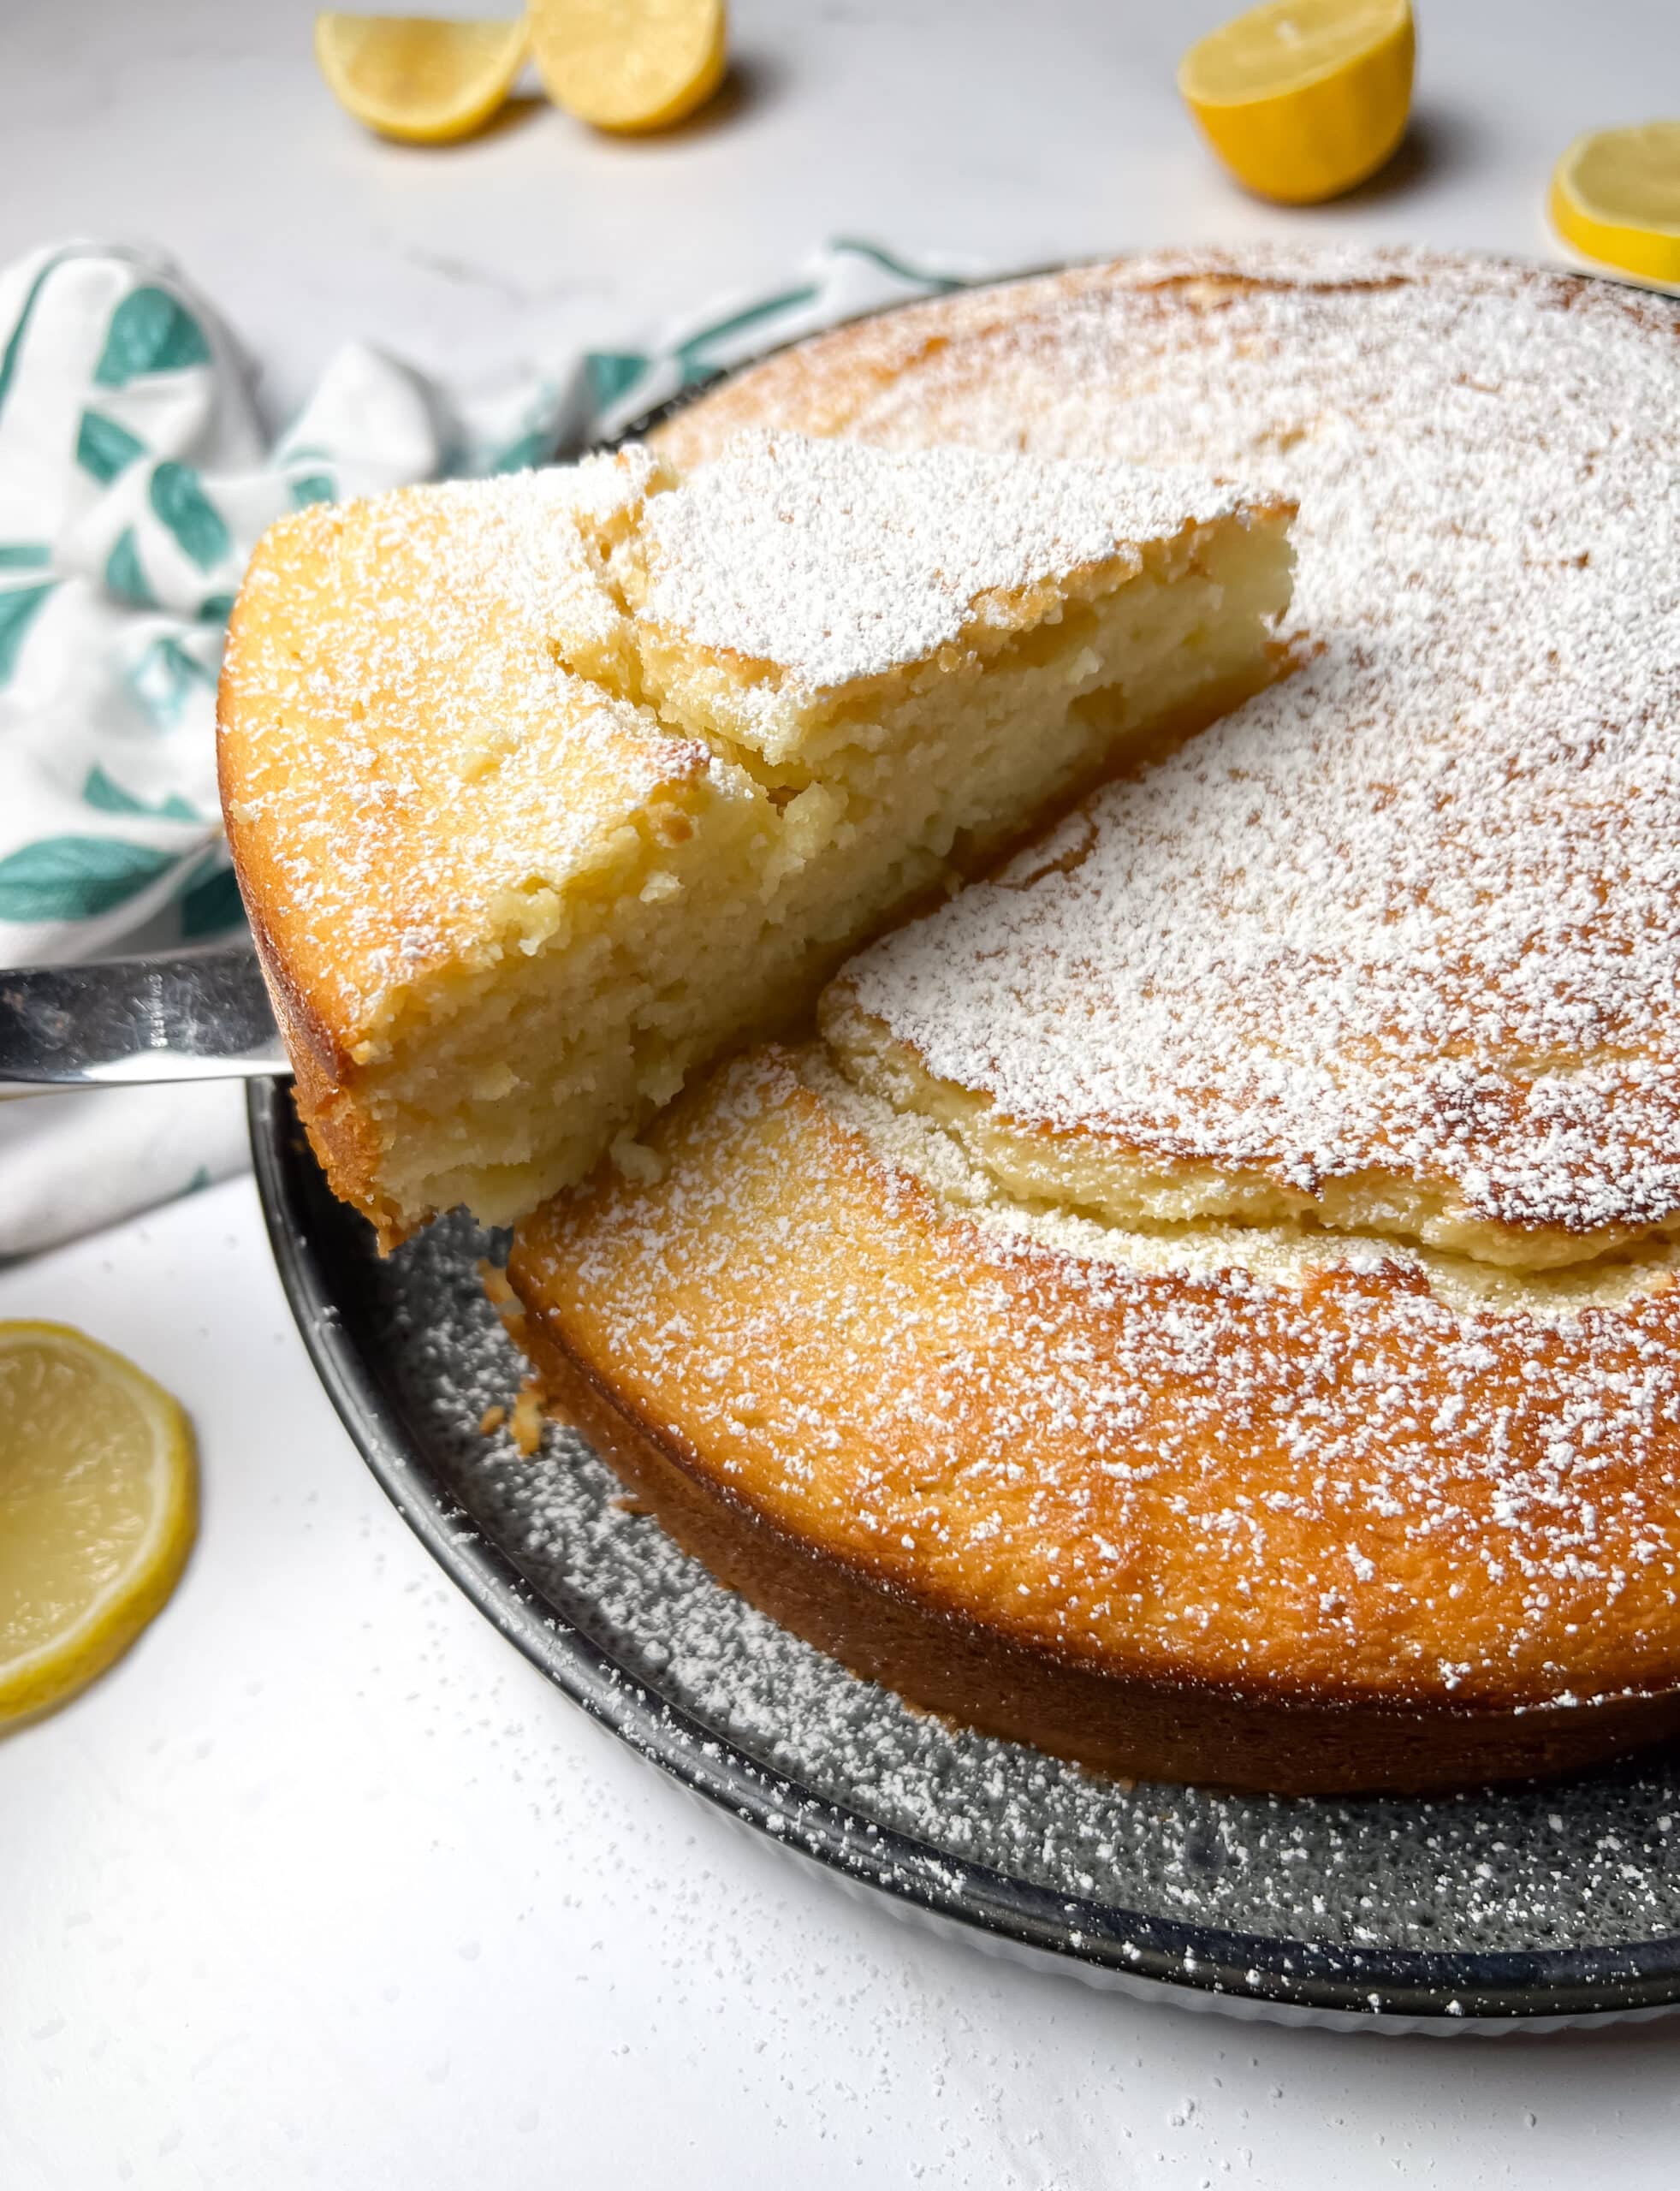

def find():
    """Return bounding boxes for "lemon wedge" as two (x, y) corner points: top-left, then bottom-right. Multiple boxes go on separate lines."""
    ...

(1178, 0), (1414, 205)
(529, 0), (727, 134)
(1549, 123), (1680, 287)
(0, 1322), (196, 1727)
(315, 13), (528, 144)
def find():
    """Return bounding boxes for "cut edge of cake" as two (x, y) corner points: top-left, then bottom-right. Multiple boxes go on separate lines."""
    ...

(819, 979), (1680, 1274)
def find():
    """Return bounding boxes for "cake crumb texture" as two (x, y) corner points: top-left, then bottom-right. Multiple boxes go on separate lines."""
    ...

(220, 427), (1289, 1238)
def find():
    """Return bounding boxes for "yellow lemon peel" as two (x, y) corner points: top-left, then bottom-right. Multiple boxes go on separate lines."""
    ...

(315, 14), (528, 144)
(529, 0), (727, 134)
(1549, 123), (1680, 288)
(1178, 0), (1414, 205)
(0, 1321), (196, 1727)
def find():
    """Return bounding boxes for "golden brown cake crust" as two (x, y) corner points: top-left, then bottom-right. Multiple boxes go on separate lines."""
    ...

(218, 682), (403, 1244)
(519, 1310), (1680, 1796)
(509, 1051), (1680, 1794)
(248, 915), (409, 1248)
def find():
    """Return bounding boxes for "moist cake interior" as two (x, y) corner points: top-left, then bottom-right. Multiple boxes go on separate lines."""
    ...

(222, 429), (1292, 1239)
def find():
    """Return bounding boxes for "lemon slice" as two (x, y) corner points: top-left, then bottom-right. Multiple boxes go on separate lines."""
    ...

(1549, 123), (1680, 287)
(1178, 0), (1414, 205)
(529, 0), (727, 134)
(0, 1322), (196, 1727)
(315, 13), (528, 144)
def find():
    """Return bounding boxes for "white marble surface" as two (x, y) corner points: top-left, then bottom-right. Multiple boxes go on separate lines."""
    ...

(9, 1179), (1680, 2190)
(6, 3), (1680, 2182)
(4, 0), (1676, 419)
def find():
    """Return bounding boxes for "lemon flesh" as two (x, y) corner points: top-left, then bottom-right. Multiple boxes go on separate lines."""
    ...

(0, 1322), (196, 1726)
(1550, 123), (1680, 286)
(1178, 0), (1414, 205)
(529, 0), (727, 134)
(315, 13), (528, 144)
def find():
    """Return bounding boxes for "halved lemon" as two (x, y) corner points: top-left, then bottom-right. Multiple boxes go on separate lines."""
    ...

(0, 1322), (196, 1727)
(529, 0), (727, 134)
(1178, 0), (1415, 205)
(1549, 123), (1680, 287)
(315, 13), (529, 144)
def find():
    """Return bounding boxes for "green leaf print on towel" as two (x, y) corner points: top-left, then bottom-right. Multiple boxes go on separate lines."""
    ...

(0, 582), (53, 683)
(179, 854), (246, 939)
(149, 463), (232, 571)
(92, 288), (212, 387)
(82, 763), (199, 822)
(488, 430), (552, 474)
(104, 528), (156, 609)
(585, 352), (650, 409)
(0, 835), (175, 923)
(76, 408), (146, 484)
(125, 632), (217, 730)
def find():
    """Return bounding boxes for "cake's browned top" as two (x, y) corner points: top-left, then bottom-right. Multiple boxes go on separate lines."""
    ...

(512, 1049), (1680, 1713)
(666, 250), (1680, 1260)
(217, 453), (710, 1062)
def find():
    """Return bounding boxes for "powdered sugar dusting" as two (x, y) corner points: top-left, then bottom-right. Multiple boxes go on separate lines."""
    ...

(637, 426), (1246, 689)
(753, 253), (1680, 1246)
(220, 452), (723, 1034)
(525, 1049), (1680, 1714)
(220, 430), (1250, 1056)
(493, 259), (1680, 1751)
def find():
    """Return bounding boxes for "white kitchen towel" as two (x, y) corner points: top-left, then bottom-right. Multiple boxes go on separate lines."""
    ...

(0, 237), (963, 1256)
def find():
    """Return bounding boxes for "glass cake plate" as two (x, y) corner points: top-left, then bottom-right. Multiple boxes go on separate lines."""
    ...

(250, 1078), (1680, 2034)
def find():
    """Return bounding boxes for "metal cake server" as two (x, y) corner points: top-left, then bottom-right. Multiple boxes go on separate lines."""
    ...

(0, 943), (289, 1094)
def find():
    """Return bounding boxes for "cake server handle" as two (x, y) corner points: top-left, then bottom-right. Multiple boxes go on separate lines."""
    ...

(0, 943), (290, 1094)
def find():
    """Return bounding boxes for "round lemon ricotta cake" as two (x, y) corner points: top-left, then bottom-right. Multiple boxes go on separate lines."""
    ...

(508, 250), (1680, 1795)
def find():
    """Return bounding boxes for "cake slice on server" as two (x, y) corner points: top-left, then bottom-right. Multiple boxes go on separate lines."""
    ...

(218, 429), (1293, 1243)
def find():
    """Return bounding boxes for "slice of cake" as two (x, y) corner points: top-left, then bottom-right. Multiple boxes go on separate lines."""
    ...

(219, 429), (1293, 1243)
